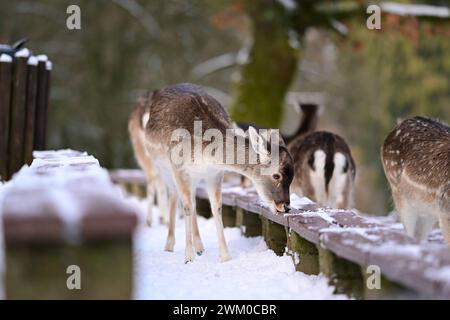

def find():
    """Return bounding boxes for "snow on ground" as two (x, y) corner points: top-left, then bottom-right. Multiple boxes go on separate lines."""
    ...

(128, 196), (347, 300)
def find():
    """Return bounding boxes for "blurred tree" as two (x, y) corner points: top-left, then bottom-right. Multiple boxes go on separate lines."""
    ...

(229, 0), (449, 129)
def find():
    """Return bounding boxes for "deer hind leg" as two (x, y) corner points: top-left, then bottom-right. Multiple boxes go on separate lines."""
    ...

(164, 192), (177, 252)
(207, 173), (231, 262)
(145, 180), (155, 227)
(155, 178), (169, 224)
(397, 194), (437, 241)
(191, 196), (205, 255)
(439, 213), (450, 245)
(172, 169), (194, 263)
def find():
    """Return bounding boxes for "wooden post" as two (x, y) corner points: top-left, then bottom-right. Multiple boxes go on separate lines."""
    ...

(23, 58), (38, 165)
(34, 58), (50, 151)
(131, 183), (146, 199)
(286, 229), (319, 275)
(8, 54), (28, 178)
(318, 246), (364, 298)
(0, 54), (13, 181)
(222, 205), (237, 227)
(261, 217), (287, 256)
(196, 197), (212, 219)
(236, 207), (262, 237)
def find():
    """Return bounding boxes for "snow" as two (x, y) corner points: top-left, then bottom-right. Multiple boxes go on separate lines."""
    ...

(46, 61), (52, 71)
(425, 266), (450, 282)
(14, 48), (30, 58)
(27, 56), (38, 66)
(381, 2), (450, 18)
(289, 193), (314, 208)
(0, 54), (12, 63)
(130, 196), (347, 300)
(36, 54), (48, 62)
(277, 0), (297, 12)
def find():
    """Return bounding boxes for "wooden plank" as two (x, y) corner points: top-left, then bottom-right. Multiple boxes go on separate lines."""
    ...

(109, 169), (146, 185)
(260, 205), (289, 227)
(0, 55), (13, 180)
(8, 55), (28, 178)
(23, 59), (38, 165)
(288, 211), (337, 244)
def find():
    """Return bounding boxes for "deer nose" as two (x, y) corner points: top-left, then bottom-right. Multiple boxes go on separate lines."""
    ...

(283, 203), (291, 212)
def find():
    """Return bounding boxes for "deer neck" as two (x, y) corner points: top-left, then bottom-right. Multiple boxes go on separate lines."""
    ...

(219, 134), (262, 180)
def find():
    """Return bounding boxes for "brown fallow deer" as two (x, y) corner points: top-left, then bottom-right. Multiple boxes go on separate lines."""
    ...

(136, 83), (294, 263)
(286, 106), (356, 209)
(382, 116), (450, 243)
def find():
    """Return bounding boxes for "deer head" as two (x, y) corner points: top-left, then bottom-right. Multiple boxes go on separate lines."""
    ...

(246, 126), (294, 213)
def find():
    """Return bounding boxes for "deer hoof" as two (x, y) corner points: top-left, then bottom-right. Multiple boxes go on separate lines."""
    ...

(221, 254), (231, 262)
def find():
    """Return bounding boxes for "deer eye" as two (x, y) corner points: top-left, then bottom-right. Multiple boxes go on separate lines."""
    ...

(272, 173), (281, 181)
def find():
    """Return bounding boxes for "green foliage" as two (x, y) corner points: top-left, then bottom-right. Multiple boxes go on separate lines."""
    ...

(0, 0), (241, 168)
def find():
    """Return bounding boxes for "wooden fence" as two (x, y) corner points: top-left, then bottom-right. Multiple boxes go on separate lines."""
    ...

(111, 169), (450, 300)
(0, 48), (51, 181)
(1, 150), (138, 299)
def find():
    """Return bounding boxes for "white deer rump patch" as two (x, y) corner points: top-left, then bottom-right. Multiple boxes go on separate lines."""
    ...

(310, 150), (327, 205)
(328, 152), (348, 207)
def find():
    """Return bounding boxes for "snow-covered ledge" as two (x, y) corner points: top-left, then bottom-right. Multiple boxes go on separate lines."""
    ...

(0, 149), (138, 299)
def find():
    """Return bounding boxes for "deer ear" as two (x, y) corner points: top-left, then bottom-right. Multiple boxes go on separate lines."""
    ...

(249, 126), (270, 161)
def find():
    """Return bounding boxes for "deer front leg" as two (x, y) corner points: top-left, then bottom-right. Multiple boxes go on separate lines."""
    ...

(164, 192), (177, 252)
(172, 169), (194, 263)
(191, 197), (205, 255)
(207, 173), (231, 262)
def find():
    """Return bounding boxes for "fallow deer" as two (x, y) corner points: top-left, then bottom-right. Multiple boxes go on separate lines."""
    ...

(140, 83), (294, 263)
(382, 116), (450, 243)
(129, 92), (173, 227)
(288, 130), (356, 209)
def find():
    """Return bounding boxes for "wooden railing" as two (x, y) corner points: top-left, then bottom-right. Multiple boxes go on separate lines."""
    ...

(1, 150), (137, 299)
(0, 48), (51, 181)
(111, 169), (450, 299)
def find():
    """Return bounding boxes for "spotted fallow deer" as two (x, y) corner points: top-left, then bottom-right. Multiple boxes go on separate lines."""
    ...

(288, 130), (356, 210)
(382, 116), (450, 243)
(140, 83), (294, 263)
(129, 92), (173, 227)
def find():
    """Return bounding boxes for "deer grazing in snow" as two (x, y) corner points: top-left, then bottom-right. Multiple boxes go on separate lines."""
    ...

(286, 105), (356, 209)
(382, 117), (450, 243)
(135, 83), (294, 263)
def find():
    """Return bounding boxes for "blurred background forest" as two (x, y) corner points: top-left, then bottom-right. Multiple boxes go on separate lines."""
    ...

(0, 0), (449, 215)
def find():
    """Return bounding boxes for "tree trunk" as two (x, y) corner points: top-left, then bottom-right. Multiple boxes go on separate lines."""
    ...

(230, 1), (300, 128)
